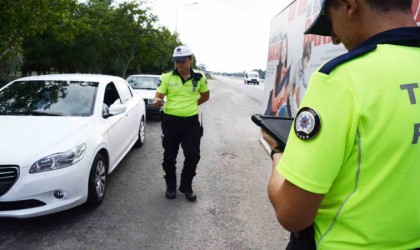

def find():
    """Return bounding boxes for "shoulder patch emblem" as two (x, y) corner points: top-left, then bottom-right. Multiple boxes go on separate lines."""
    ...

(157, 80), (162, 87)
(294, 107), (321, 140)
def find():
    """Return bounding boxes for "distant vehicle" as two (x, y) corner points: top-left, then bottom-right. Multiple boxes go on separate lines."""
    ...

(0, 74), (146, 218)
(126, 74), (163, 117)
(244, 71), (260, 85)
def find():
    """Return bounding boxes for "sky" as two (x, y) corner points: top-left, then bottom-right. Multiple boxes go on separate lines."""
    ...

(146, 0), (292, 73)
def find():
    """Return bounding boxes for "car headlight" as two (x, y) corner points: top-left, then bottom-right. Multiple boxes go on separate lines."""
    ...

(30, 144), (86, 173)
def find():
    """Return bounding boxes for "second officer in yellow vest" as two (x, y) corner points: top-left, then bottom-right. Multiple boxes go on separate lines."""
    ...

(153, 45), (210, 201)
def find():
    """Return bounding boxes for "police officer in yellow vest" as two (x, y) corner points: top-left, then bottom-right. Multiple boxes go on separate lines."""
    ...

(153, 45), (209, 202)
(263, 0), (420, 249)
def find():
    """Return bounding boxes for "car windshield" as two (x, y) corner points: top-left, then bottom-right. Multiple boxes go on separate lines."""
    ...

(127, 76), (159, 90)
(0, 80), (98, 117)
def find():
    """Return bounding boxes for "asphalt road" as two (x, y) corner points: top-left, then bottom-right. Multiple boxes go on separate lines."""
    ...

(0, 77), (289, 250)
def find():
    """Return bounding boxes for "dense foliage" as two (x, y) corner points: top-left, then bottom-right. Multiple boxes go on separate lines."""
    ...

(0, 0), (181, 79)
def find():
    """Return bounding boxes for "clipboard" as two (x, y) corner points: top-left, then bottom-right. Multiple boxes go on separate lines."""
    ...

(251, 114), (294, 152)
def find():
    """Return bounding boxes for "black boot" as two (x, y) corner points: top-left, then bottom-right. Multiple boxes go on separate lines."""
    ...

(179, 177), (197, 202)
(179, 187), (196, 202)
(164, 176), (176, 199)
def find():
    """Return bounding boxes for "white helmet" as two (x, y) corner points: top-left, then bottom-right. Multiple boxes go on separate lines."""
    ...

(172, 45), (193, 61)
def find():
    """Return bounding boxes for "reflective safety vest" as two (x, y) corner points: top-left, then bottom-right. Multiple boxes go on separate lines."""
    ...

(279, 27), (420, 250)
(157, 68), (208, 117)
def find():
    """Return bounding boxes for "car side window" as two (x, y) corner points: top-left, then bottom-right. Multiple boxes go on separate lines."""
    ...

(104, 82), (121, 107)
(114, 80), (133, 104)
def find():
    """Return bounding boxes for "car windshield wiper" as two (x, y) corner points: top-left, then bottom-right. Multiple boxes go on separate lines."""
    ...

(0, 111), (63, 116)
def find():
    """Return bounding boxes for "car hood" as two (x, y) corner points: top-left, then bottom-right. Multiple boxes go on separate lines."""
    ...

(0, 116), (94, 167)
(132, 89), (156, 99)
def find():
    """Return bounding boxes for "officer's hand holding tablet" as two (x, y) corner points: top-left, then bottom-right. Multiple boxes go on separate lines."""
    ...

(251, 114), (294, 160)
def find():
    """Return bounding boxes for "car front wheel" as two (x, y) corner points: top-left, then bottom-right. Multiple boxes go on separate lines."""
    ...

(87, 153), (107, 206)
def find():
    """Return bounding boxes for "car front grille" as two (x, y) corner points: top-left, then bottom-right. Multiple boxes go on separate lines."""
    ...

(0, 165), (19, 197)
(0, 200), (46, 211)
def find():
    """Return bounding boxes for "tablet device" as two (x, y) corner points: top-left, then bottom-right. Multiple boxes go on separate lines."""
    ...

(251, 114), (294, 151)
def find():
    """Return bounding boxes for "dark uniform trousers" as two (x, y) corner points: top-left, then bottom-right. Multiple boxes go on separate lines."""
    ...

(161, 113), (201, 191)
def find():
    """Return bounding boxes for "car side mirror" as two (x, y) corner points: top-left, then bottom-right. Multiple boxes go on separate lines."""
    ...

(109, 103), (127, 116)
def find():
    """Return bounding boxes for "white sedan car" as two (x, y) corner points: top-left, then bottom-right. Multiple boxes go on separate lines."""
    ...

(0, 74), (146, 218)
(126, 74), (163, 118)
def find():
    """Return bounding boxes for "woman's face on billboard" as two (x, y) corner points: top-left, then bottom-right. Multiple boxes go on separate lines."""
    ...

(281, 38), (287, 64)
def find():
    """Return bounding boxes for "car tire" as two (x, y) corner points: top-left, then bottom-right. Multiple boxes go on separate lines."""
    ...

(134, 116), (145, 148)
(86, 153), (107, 206)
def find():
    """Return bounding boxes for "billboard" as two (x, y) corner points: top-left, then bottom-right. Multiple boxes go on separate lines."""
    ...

(414, 0), (420, 24)
(262, 0), (420, 119)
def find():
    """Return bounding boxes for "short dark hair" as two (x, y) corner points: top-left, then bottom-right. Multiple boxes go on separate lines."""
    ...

(365, 0), (412, 12)
(328, 0), (412, 12)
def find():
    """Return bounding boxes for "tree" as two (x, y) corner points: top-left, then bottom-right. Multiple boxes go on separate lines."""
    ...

(11, 0), (182, 77)
(131, 27), (180, 74)
(0, 0), (79, 62)
(105, 1), (156, 77)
